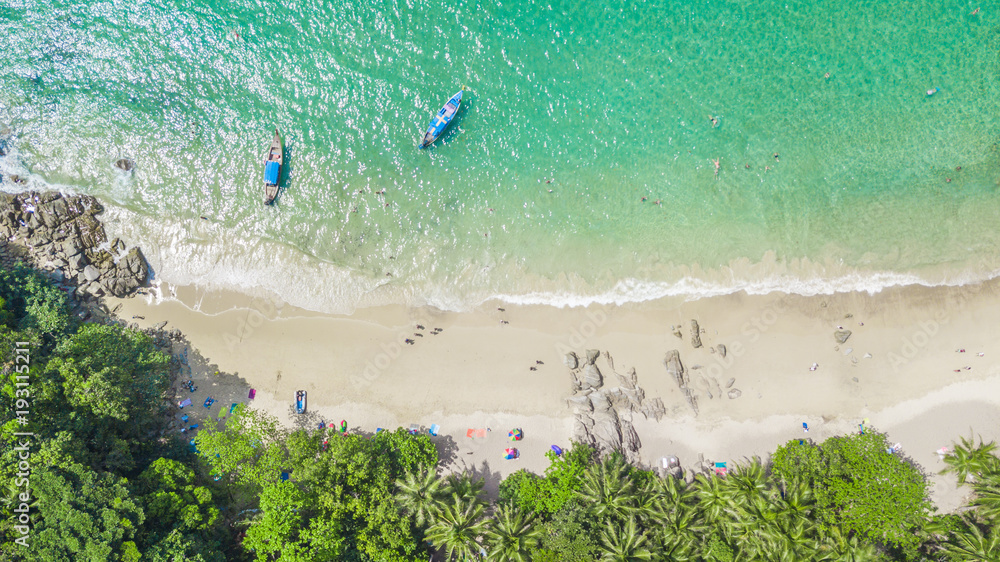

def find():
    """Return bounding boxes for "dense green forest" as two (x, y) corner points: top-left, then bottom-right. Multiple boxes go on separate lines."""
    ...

(2, 262), (1000, 561)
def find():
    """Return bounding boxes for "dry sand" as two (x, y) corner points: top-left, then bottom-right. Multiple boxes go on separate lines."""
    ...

(107, 278), (1000, 511)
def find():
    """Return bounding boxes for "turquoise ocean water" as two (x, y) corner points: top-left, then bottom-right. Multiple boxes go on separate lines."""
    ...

(1, 0), (999, 312)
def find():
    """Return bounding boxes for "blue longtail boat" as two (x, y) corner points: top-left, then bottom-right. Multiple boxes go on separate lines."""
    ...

(263, 128), (283, 205)
(419, 90), (462, 148)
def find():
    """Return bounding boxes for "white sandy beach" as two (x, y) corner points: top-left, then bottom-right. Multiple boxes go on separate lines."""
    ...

(107, 278), (1000, 511)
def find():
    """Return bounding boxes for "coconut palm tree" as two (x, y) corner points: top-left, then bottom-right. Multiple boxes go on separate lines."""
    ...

(394, 468), (446, 527)
(772, 477), (815, 520)
(655, 500), (702, 561)
(577, 454), (637, 521)
(654, 472), (693, 509)
(482, 504), (542, 562)
(934, 513), (1000, 561)
(693, 472), (737, 524)
(815, 523), (881, 561)
(942, 434), (999, 484)
(972, 478), (1000, 521)
(767, 510), (823, 560)
(631, 478), (666, 526)
(424, 496), (488, 561)
(600, 516), (655, 561)
(443, 473), (486, 502)
(729, 457), (770, 502)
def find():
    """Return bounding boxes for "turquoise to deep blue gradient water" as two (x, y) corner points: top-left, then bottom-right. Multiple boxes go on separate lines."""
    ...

(1, 0), (999, 312)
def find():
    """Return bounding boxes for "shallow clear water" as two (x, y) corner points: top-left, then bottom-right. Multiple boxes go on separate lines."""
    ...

(1, 0), (999, 312)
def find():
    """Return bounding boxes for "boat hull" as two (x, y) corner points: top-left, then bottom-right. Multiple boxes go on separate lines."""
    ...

(419, 91), (462, 148)
(264, 129), (283, 204)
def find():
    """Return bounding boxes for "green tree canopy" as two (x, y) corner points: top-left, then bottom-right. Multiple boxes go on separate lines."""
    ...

(27, 462), (144, 562)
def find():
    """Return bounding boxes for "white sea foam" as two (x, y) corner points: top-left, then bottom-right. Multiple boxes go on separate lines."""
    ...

(6, 167), (998, 315)
(97, 200), (1000, 314)
(492, 270), (999, 309)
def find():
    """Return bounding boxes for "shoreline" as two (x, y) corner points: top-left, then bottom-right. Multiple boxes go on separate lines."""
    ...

(107, 275), (1000, 512)
(85, 189), (1000, 316)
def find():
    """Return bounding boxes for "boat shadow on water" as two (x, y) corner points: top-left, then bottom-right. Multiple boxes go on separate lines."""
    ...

(274, 143), (295, 203)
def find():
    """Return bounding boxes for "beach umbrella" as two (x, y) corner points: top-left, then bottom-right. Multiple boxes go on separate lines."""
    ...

(508, 428), (523, 441)
(551, 445), (563, 456)
(504, 448), (519, 460)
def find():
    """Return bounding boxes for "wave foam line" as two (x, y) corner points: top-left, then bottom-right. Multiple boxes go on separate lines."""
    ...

(489, 269), (1000, 309)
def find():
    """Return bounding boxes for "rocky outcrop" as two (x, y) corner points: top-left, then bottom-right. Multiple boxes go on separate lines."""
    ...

(565, 348), (665, 462)
(581, 363), (603, 390)
(563, 351), (579, 370)
(0, 191), (148, 298)
(665, 349), (698, 416)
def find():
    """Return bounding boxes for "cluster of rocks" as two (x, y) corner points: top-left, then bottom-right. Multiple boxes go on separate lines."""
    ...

(564, 349), (666, 462)
(666, 317), (744, 416)
(671, 319), (705, 348)
(0, 191), (148, 299)
(666, 348), (744, 415)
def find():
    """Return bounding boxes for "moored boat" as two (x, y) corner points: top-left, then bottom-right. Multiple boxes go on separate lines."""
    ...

(264, 129), (283, 204)
(419, 90), (462, 148)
